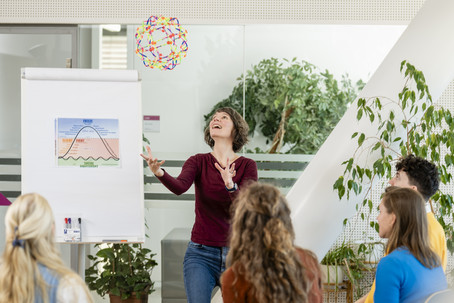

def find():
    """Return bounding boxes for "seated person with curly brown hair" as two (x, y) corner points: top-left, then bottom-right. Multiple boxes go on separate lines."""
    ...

(221, 182), (322, 303)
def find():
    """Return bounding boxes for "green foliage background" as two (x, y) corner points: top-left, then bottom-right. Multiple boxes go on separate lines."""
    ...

(85, 243), (158, 300)
(333, 61), (454, 252)
(204, 58), (364, 154)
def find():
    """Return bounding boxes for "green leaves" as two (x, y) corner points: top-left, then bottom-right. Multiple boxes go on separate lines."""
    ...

(334, 60), (454, 250)
(321, 240), (375, 299)
(205, 57), (363, 154)
(358, 133), (365, 146)
(333, 176), (346, 199)
(369, 221), (379, 233)
(357, 108), (363, 120)
(85, 243), (158, 299)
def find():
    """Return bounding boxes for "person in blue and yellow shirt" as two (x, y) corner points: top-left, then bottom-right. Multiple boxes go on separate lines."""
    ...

(356, 155), (447, 303)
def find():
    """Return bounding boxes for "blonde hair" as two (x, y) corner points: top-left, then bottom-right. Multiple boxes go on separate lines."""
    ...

(0, 193), (93, 303)
(227, 182), (308, 302)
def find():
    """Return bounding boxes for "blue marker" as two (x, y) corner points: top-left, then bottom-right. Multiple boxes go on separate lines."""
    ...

(68, 218), (71, 229)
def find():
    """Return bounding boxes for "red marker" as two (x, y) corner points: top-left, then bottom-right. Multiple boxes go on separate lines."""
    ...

(64, 218), (68, 228)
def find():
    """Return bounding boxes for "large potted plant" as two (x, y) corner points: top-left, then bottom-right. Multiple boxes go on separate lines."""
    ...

(85, 243), (158, 302)
(204, 57), (364, 154)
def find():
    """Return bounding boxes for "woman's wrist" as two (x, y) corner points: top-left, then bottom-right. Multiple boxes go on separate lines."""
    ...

(225, 183), (238, 192)
(154, 169), (164, 177)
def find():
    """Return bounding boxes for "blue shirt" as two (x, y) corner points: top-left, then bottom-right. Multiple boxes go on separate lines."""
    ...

(35, 264), (59, 303)
(374, 247), (447, 303)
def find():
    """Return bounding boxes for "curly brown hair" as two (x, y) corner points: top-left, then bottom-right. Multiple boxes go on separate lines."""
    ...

(227, 182), (309, 302)
(395, 154), (439, 201)
(204, 107), (249, 152)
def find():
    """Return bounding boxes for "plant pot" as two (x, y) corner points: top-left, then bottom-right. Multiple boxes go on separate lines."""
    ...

(109, 293), (148, 303)
(320, 264), (345, 284)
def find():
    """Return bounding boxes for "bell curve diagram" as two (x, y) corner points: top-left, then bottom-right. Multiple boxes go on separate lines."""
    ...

(56, 118), (120, 168)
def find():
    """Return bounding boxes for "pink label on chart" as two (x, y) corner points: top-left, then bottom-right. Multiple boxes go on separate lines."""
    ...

(143, 115), (160, 121)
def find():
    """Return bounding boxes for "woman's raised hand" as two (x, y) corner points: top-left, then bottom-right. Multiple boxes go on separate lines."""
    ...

(140, 146), (165, 177)
(214, 158), (236, 189)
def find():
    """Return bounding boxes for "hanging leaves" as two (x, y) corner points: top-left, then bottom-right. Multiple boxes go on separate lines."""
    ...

(333, 60), (454, 252)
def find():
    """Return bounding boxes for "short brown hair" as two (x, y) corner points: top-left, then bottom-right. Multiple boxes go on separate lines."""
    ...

(204, 107), (249, 152)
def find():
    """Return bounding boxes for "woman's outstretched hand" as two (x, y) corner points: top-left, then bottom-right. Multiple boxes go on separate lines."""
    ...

(140, 146), (165, 177)
(215, 158), (236, 189)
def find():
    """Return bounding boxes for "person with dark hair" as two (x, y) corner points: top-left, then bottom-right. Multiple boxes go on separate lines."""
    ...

(390, 154), (446, 267)
(141, 107), (258, 303)
(393, 154), (440, 201)
(374, 187), (447, 302)
(357, 154), (447, 303)
(221, 182), (323, 303)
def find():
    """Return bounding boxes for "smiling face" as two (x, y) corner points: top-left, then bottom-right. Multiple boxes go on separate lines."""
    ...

(377, 200), (396, 238)
(209, 111), (234, 140)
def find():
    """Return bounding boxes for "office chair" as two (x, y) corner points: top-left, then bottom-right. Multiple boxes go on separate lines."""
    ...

(424, 289), (454, 303)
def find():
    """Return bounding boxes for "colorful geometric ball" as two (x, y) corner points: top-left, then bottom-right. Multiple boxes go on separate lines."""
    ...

(135, 16), (189, 71)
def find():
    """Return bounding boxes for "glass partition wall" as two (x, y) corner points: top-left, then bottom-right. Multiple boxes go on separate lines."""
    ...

(0, 26), (77, 154)
(0, 23), (406, 287)
(0, 24), (406, 155)
(122, 23), (406, 284)
(126, 24), (406, 155)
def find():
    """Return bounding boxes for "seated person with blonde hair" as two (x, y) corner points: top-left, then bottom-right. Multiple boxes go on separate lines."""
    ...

(221, 182), (322, 303)
(0, 193), (93, 303)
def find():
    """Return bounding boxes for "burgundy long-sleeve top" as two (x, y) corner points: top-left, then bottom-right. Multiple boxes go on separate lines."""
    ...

(157, 153), (258, 247)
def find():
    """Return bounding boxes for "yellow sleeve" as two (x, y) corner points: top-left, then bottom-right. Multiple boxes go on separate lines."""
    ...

(364, 280), (375, 303)
(426, 212), (447, 271)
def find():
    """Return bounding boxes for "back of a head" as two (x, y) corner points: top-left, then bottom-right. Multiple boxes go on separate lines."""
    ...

(4, 193), (55, 252)
(383, 187), (440, 268)
(230, 182), (295, 256)
(0, 193), (58, 303)
(396, 154), (439, 201)
(228, 182), (307, 302)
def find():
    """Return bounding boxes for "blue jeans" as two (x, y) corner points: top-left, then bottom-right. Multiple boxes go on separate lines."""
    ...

(183, 241), (229, 303)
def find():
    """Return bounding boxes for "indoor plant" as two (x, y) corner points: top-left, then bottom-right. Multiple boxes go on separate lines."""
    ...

(333, 60), (454, 252)
(321, 241), (370, 299)
(204, 57), (364, 154)
(85, 243), (158, 302)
